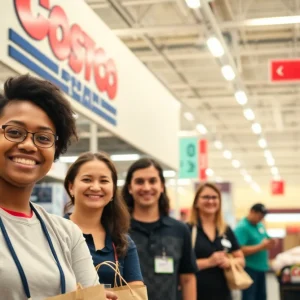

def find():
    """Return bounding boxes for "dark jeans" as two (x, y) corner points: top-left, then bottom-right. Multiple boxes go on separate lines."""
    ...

(242, 267), (266, 300)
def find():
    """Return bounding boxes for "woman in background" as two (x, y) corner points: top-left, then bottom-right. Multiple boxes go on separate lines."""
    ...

(64, 152), (143, 287)
(188, 182), (245, 300)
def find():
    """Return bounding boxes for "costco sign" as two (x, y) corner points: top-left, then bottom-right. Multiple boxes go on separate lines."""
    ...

(12, 0), (117, 125)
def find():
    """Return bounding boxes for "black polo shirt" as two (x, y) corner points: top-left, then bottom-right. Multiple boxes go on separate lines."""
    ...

(130, 216), (198, 300)
(188, 223), (240, 299)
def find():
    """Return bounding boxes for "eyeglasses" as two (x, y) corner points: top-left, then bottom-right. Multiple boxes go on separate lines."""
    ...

(1, 125), (58, 148)
(200, 195), (219, 201)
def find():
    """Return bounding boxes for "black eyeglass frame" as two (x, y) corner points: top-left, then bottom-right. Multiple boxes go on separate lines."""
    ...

(1, 124), (58, 148)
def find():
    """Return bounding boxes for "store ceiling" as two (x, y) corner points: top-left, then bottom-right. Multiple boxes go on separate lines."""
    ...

(1, 0), (299, 189)
(81, 0), (300, 189)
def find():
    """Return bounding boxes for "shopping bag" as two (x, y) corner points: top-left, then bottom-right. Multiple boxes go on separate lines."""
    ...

(44, 283), (106, 300)
(224, 255), (253, 290)
(96, 261), (148, 300)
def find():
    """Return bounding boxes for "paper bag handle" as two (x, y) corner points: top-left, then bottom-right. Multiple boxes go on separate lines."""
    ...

(95, 261), (135, 295)
(75, 283), (84, 300)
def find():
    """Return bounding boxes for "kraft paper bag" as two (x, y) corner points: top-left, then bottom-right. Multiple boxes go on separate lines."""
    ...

(44, 284), (106, 300)
(96, 261), (148, 300)
(224, 255), (253, 290)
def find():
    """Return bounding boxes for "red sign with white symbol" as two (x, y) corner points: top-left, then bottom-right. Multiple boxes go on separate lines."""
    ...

(270, 59), (300, 82)
(199, 139), (208, 181)
(271, 180), (285, 195)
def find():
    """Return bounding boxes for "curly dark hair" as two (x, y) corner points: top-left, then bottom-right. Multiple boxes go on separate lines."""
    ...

(122, 158), (170, 216)
(64, 152), (130, 257)
(0, 74), (77, 160)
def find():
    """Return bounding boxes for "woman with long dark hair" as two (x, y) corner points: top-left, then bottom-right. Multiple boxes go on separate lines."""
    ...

(64, 152), (143, 287)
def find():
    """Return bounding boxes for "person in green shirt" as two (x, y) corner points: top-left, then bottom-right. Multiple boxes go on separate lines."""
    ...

(235, 203), (275, 300)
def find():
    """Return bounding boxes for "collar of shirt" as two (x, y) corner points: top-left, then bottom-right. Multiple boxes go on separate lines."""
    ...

(131, 215), (173, 227)
(64, 213), (113, 252)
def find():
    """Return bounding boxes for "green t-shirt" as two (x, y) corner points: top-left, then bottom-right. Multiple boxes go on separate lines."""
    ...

(234, 217), (269, 271)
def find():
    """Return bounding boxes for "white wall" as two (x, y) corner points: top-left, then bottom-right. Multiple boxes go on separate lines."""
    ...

(0, 0), (180, 169)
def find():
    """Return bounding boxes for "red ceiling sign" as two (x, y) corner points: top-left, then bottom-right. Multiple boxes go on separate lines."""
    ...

(270, 59), (300, 82)
(198, 139), (208, 181)
(271, 180), (285, 195)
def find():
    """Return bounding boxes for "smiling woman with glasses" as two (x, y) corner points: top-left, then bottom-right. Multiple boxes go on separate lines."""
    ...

(187, 182), (245, 300)
(0, 74), (117, 300)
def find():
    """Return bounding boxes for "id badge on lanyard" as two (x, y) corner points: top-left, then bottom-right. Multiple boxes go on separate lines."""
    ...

(221, 234), (232, 252)
(154, 248), (174, 274)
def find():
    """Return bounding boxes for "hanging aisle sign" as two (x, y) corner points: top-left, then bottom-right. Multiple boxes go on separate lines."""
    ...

(0, 0), (180, 170)
(179, 138), (198, 179)
(179, 138), (208, 179)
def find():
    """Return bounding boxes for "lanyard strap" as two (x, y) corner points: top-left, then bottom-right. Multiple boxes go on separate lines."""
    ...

(0, 203), (66, 299)
(112, 242), (118, 264)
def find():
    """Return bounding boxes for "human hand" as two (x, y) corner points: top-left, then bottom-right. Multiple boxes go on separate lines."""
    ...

(261, 238), (274, 250)
(105, 291), (118, 300)
(218, 256), (231, 269)
(209, 251), (226, 267)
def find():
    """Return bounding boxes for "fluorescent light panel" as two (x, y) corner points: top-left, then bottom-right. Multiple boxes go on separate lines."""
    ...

(246, 16), (300, 27)
(110, 154), (140, 161)
(59, 156), (78, 163)
(163, 170), (176, 178)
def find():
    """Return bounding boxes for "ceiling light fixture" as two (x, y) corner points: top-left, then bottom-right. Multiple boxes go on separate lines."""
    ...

(264, 149), (272, 158)
(206, 168), (214, 177)
(185, 0), (201, 9)
(232, 159), (241, 168)
(110, 154), (140, 161)
(243, 108), (255, 121)
(258, 138), (267, 149)
(221, 65), (236, 81)
(214, 140), (223, 150)
(223, 150), (232, 160)
(252, 123), (262, 134)
(59, 156), (78, 163)
(246, 15), (300, 27)
(206, 37), (224, 57)
(163, 170), (176, 178)
(184, 112), (194, 121)
(234, 91), (248, 105)
(267, 157), (275, 166)
(196, 124), (208, 134)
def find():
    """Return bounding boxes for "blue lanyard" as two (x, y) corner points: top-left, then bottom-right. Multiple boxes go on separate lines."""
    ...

(0, 203), (66, 299)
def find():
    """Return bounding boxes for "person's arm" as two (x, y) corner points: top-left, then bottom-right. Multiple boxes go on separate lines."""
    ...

(180, 273), (196, 300)
(69, 224), (118, 299)
(241, 241), (270, 256)
(123, 236), (144, 285)
(226, 226), (245, 267)
(178, 224), (198, 298)
(231, 249), (245, 267)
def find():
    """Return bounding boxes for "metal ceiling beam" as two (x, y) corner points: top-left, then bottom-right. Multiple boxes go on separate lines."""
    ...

(112, 16), (300, 37)
(135, 46), (300, 62)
